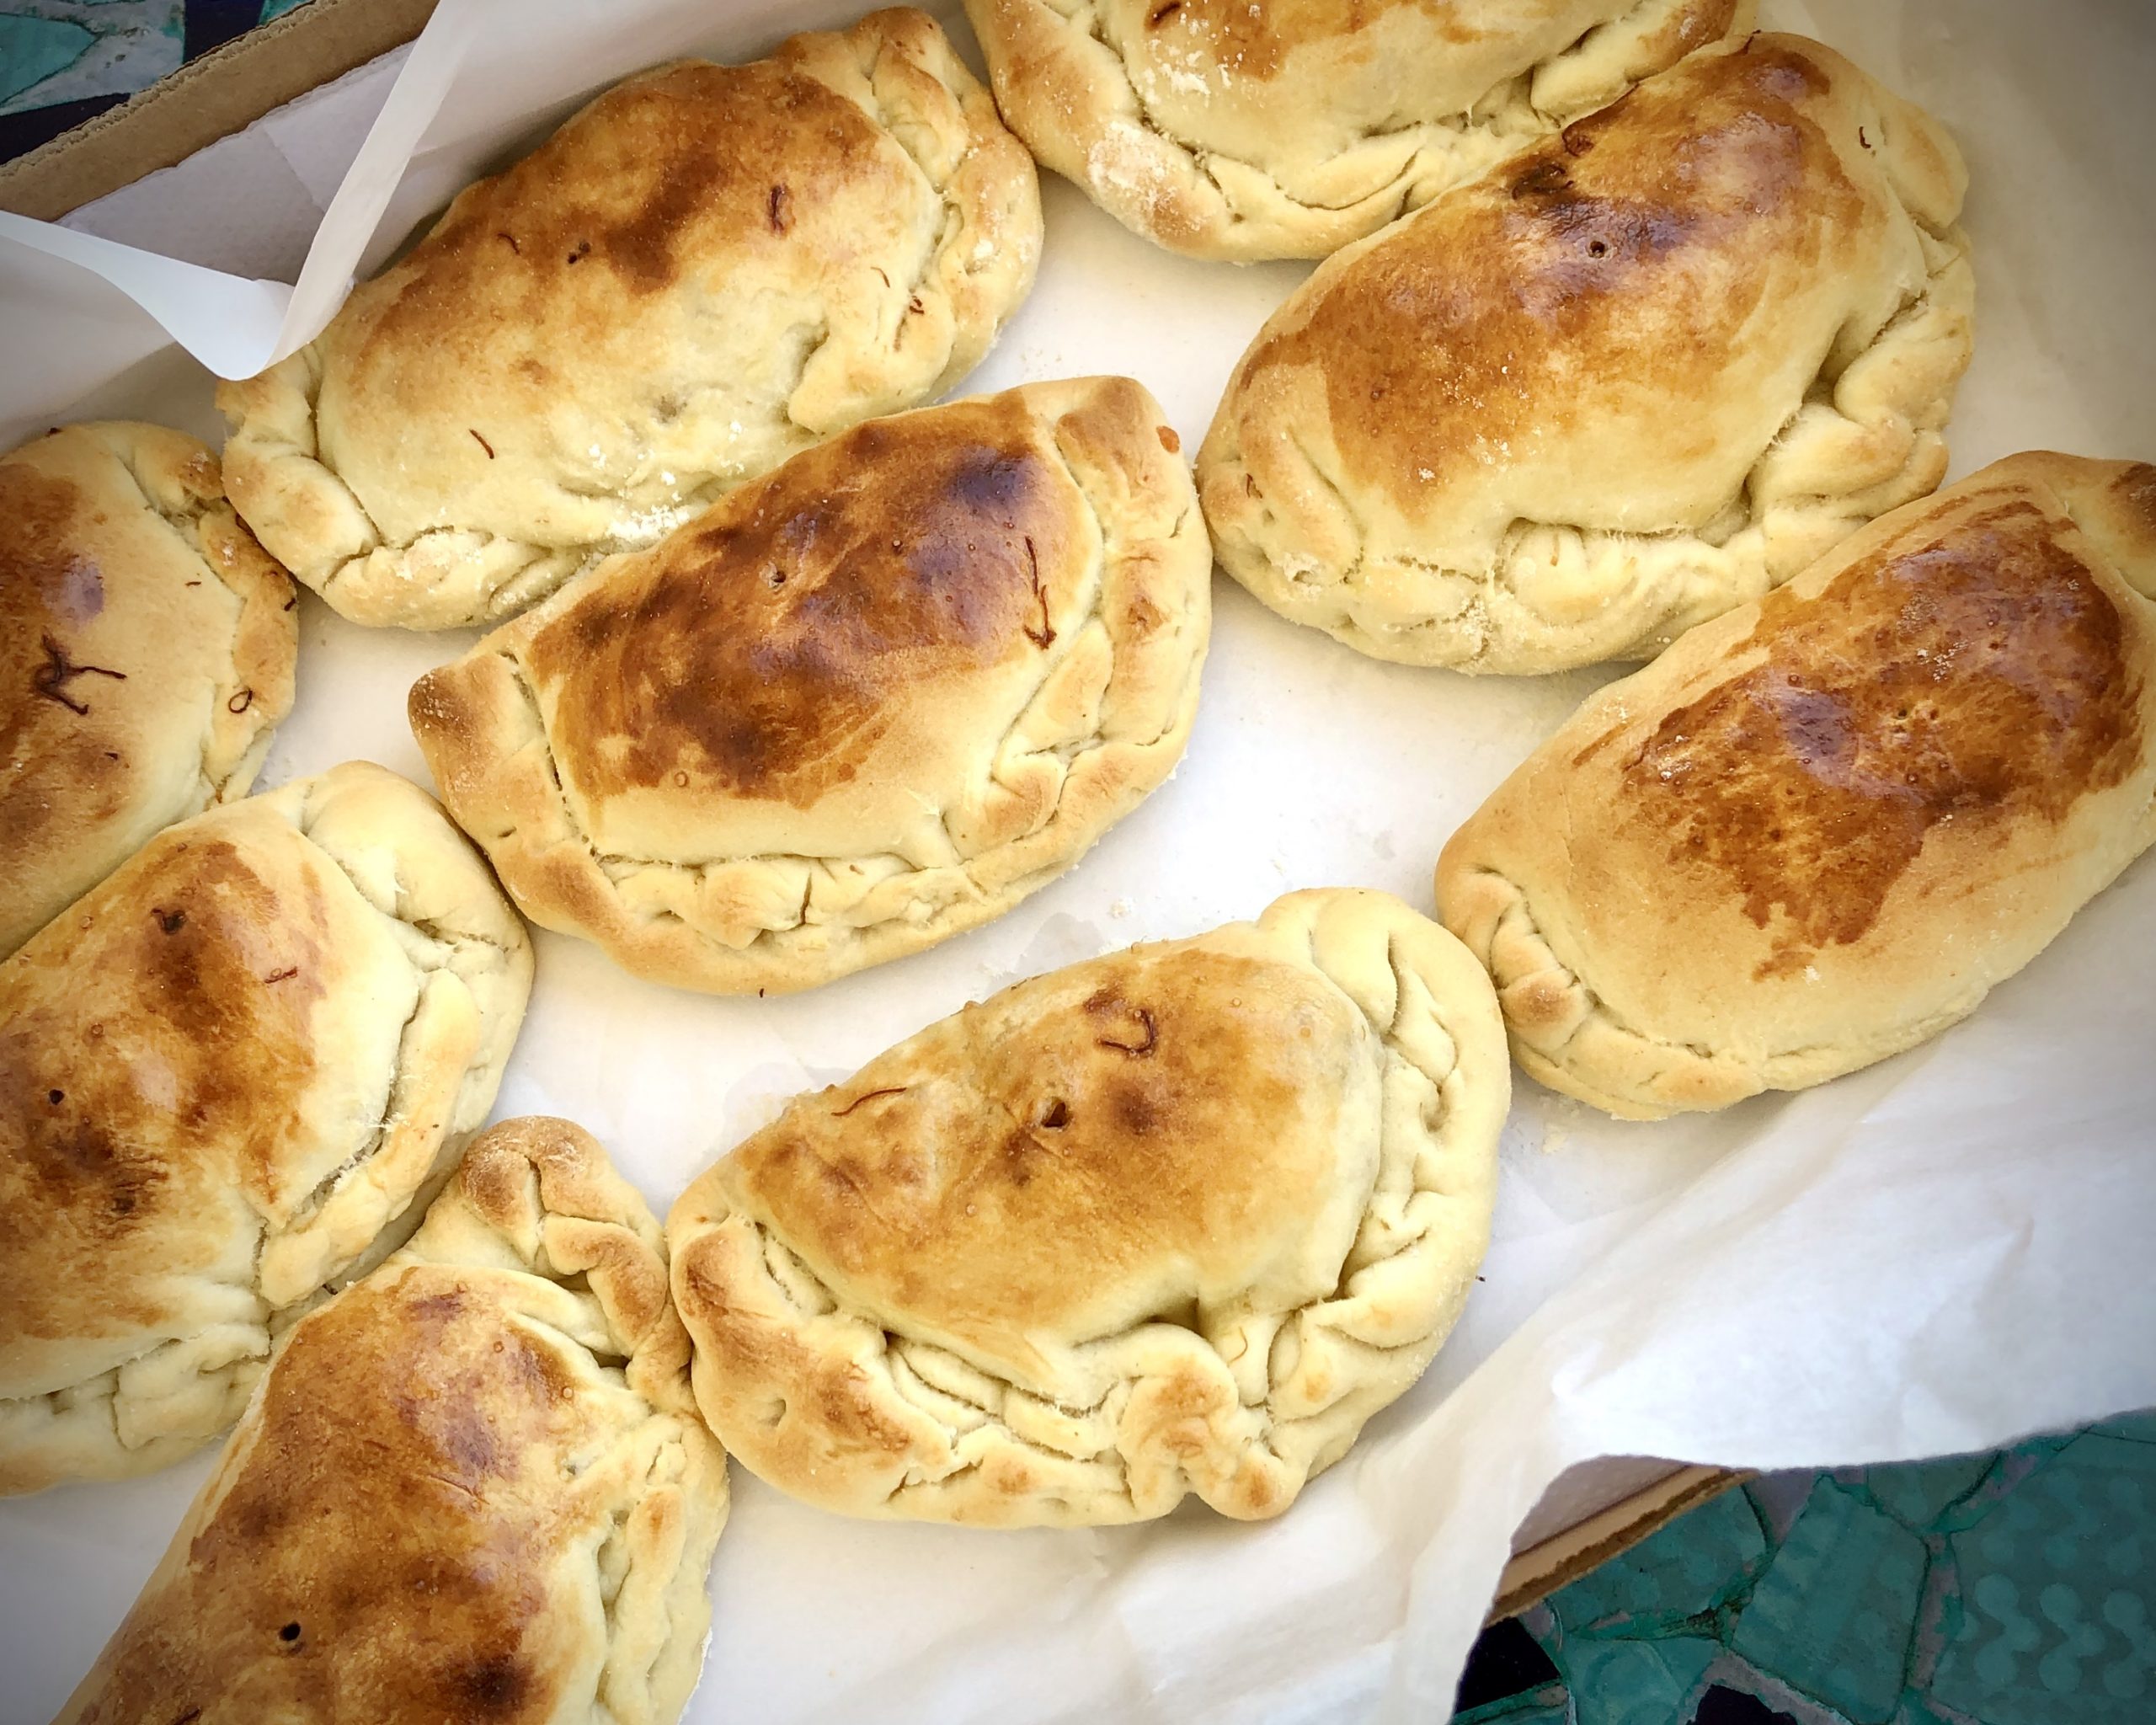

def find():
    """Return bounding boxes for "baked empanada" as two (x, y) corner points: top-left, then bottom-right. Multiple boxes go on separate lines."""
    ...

(0, 761), (531, 1493)
(219, 8), (1041, 631)
(1438, 453), (2156, 1119)
(965, 0), (1753, 259)
(668, 889), (1508, 1526)
(1198, 34), (1975, 674)
(410, 377), (1209, 995)
(2, 423), (295, 956)
(56, 1117), (728, 1725)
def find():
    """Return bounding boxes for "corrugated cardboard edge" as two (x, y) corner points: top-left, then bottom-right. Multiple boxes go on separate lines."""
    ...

(0, 0), (1744, 1638)
(0, 0), (440, 222)
(1488, 1465), (1747, 1622)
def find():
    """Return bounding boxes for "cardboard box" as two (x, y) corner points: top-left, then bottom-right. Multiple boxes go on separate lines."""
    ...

(1494, 1462), (1743, 1621)
(33, 15), (2153, 1724)
(0, 0), (437, 222)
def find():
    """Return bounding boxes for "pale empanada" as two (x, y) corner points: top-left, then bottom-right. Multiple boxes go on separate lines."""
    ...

(965, 0), (1753, 260)
(1198, 34), (1975, 674)
(1438, 453), (2156, 1119)
(668, 889), (1508, 1526)
(2, 423), (295, 956)
(409, 377), (1209, 996)
(218, 8), (1042, 631)
(0, 761), (532, 1493)
(56, 1117), (728, 1725)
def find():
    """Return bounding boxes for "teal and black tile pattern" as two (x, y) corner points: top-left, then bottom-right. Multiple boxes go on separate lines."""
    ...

(0, 0), (312, 161)
(1455, 1413), (2156, 1725)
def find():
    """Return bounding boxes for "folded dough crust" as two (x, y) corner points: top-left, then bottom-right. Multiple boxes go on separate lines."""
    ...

(965, 0), (1753, 260)
(0, 761), (532, 1494)
(410, 377), (1209, 995)
(668, 888), (1508, 1526)
(1437, 453), (2156, 1119)
(1, 423), (296, 956)
(56, 1116), (728, 1725)
(218, 7), (1042, 631)
(1198, 33), (1976, 674)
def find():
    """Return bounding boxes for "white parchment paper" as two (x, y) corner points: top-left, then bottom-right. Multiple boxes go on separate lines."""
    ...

(1, 2), (2153, 1720)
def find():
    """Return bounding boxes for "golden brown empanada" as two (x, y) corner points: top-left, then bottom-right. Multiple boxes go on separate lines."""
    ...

(410, 377), (1209, 995)
(965, 0), (1753, 259)
(56, 1117), (728, 1725)
(668, 889), (1508, 1526)
(0, 762), (531, 1493)
(1438, 453), (2156, 1118)
(2, 423), (295, 955)
(219, 8), (1041, 630)
(1199, 35), (1974, 673)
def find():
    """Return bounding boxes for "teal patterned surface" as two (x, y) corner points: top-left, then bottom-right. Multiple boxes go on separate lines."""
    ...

(0, 0), (311, 158)
(0, 2), (182, 117)
(1459, 1414), (2156, 1724)
(1730, 1482), (1928, 1721)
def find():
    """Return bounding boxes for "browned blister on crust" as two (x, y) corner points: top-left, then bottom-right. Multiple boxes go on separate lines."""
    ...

(1, 423), (296, 956)
(0, 763), (532, 1493)
(667, 889), (1508, 1527)
(1436, 453), (2156, 1119)
(409, 377), (1210, 995)
(964, 0), (1754, 259)
(218, 8), (1042, 631)
(1198, 33), (1975, 673)
(55, 1118), (728, 1725)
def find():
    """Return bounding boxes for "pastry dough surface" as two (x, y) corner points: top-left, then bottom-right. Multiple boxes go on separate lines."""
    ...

(56, 1117), (728, 1725)
(0, 762), (531, 1493)
(219, 8), (1042, 630)
(1, 423), (295, 955)
(1198, 34), (1976, 673)
(964, 0), (1754, 259)
(410, 377), (1209, 995)
(1437, 453), (2156, 1118)
(669, 889), (1508, 1526)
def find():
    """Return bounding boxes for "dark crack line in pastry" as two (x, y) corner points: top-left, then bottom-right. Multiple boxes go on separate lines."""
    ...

(30, 633), (125, 716)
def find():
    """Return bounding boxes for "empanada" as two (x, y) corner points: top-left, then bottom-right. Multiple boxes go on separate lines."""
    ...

(0, 761), (532, 1493)
(56, 1117), (728, 1725)
(1437, 453), (2156, 1119)
(1198, 34), (1975, 674)
(2, 423), (295, 956)
(668, 889), (1508, 1526)
(410, 377), (1209, 995)
(965, 0), (1753, 260)
(219, 8), (1042, 631)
